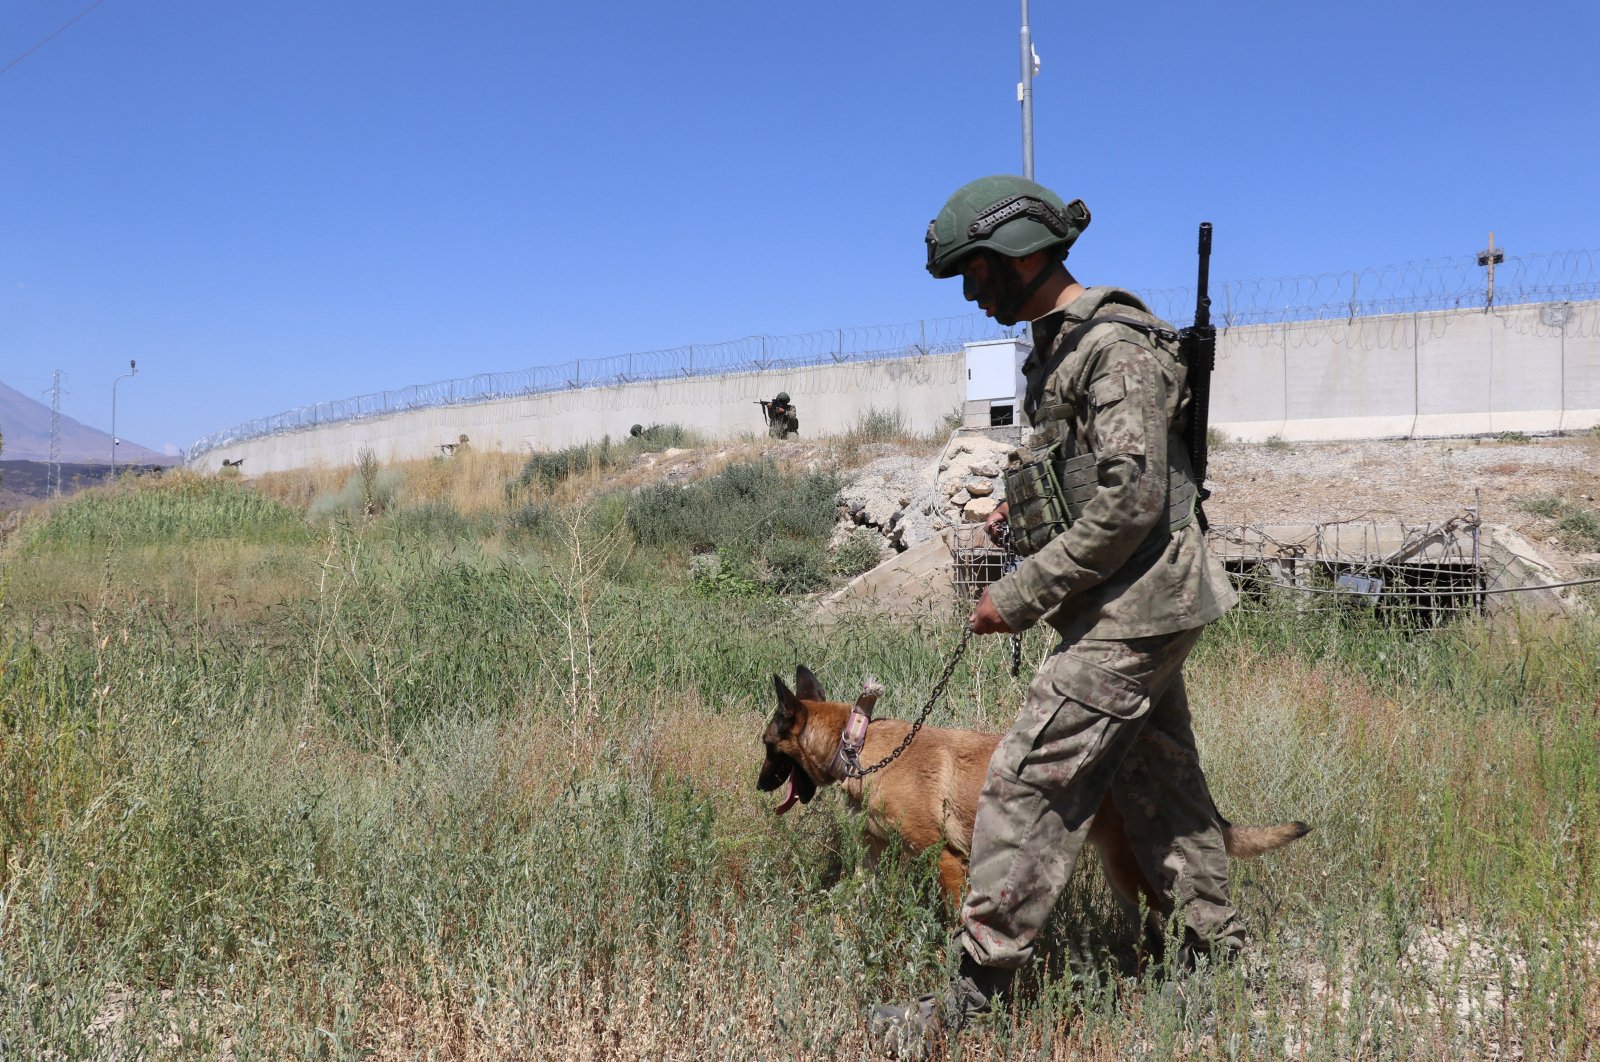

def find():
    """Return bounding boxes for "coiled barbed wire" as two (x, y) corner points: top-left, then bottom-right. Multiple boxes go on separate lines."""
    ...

(189, 248), (1600, 459)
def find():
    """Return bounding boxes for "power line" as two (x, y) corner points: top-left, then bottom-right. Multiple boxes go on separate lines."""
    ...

(0, 0), (110, 80)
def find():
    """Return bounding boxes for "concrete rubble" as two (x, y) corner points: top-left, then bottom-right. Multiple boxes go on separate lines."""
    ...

(824, 430), (1586, 620)
(831, 430), (1017, 561)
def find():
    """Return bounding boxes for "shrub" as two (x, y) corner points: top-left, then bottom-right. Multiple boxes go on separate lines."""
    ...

(626, 460), (840, 593)
(831, 529), (884, 579)
(386, 501), (497, 542)
(309, 461), (403, 522)
(760, 538), (830, 593)
(510, 425), (699, 496)
(513, 439), (617, 494)
(505, 501), (557, 542)
(841, 407), (910, 445)
(1556, 507), (1600, 551)
(627, 423), (695, 452)
(1515, 496), (1600, 549)
(627, 461), (838, 553)
(1517, 495), (1562, 519)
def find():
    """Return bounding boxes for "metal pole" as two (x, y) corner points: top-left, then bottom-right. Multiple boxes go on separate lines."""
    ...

(1019, 0), (1035, 180)
(111, 359), (137, 471)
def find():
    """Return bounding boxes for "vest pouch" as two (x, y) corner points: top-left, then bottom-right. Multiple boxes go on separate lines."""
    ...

(1003, 445), (1099, 556)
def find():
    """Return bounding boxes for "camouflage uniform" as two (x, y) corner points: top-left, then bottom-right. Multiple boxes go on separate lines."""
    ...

(959, 286), (1242, 970)
(767, 398), (799, 439)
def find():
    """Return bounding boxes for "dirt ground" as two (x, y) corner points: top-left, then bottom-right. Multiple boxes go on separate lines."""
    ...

(1203, 433), (1600, 576)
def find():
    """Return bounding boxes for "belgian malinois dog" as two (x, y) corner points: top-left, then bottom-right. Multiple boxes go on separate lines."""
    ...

(758, 665), (1308, 914)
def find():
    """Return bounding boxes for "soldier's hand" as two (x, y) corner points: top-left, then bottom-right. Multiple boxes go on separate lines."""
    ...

(969, 588), (1013, 635)
(984, 503), (1010, 546)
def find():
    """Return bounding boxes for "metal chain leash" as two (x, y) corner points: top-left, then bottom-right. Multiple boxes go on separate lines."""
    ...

(991, 520), (1024, 677)
(840, 626), (973, 779)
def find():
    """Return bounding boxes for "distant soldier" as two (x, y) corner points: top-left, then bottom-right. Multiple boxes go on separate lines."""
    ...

(761, 391), (799, 439)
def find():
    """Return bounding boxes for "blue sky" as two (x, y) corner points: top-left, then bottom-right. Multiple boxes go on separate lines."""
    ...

(2, 0), (1596, 455)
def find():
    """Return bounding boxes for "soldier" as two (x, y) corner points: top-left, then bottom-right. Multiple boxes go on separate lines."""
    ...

(764, 391), (799, 439)
(870, 175), (1242, 1056)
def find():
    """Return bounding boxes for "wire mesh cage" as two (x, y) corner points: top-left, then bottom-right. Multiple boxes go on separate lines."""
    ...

(1212, 517), (1492, 627)
(948, 521), (1009, 602)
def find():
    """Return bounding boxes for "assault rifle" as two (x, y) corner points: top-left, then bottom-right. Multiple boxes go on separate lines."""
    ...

(1178, 222), (1216, 533)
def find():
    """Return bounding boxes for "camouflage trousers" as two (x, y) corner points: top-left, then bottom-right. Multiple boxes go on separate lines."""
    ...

(957, 626), (1242, 969)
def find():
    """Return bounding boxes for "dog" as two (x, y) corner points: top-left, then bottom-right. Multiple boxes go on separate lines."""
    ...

(758, 665), (1309, 918)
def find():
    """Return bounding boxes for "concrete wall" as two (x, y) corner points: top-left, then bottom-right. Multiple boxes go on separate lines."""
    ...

(191, 299), (1599, 474)
(1211, 299), (1600, 441)
(193, 353), (964, 474)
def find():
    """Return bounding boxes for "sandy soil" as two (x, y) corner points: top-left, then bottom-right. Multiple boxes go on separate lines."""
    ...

(1204, 433), (1600, 575)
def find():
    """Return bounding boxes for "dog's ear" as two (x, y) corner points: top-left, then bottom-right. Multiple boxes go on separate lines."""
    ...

(772, 673), (805, 731)
(795, 665), (825, 703)
(854, 677), (884, 721)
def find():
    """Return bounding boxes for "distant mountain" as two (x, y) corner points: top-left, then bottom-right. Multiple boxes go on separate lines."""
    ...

(0, 379), (172, 464)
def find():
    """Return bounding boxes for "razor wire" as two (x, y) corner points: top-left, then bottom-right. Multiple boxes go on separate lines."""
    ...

(1142, 248), (1600, 328)
(189, 247), (1600, 459)
(187, 314), (1013, 459)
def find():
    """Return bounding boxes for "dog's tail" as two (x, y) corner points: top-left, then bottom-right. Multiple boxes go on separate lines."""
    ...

(1221, 820), (1311, 859)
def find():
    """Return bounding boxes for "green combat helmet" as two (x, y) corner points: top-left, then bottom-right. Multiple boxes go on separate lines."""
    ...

(925, 175), (1090, 280)
(774, 392), (790, 404)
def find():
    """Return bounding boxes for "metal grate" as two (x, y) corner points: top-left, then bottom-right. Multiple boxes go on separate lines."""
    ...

(1212, 515), (1492, 628)
(948, 522), (1008, 602)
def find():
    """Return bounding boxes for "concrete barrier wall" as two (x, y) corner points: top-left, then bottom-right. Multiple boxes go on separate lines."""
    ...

(1211, 299), (1600, 441)
(192, 299), (1599, 473)
(193, 353), (964, 474)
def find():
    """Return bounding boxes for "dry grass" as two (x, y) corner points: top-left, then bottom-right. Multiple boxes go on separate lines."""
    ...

(253, 449), (530, 515)
(5, 449), (1599, 1059)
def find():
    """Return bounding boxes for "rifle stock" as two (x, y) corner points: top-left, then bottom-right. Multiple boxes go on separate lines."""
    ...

(1178, 222), (1216, 531)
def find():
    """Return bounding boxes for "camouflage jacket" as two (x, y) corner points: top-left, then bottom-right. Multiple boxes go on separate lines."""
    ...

(987, 286), (1237, 641)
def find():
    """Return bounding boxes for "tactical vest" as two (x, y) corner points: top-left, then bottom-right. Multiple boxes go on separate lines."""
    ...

(1003, 301), (1198, 556)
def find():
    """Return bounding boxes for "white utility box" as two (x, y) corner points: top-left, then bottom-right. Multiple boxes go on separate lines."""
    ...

(962, 335), (1031, 428)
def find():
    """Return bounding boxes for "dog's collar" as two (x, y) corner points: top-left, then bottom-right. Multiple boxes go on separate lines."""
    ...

(828, 680), (883, 780)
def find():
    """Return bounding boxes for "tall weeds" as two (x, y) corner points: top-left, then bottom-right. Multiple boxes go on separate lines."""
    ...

(1, 468), (1596, 1058)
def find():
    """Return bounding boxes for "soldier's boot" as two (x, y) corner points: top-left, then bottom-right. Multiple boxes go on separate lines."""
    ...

(867, 955), (1013, 1060)
(1160, 928), (1249, 1022)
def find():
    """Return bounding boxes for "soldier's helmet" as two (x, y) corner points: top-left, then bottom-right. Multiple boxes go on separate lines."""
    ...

(925, 175), (1091, 279)
(774, 392), (790, 404)
(629, 424), (644, 437)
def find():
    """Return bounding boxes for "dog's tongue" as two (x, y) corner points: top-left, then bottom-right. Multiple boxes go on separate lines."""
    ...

(773, 770), (800, 815)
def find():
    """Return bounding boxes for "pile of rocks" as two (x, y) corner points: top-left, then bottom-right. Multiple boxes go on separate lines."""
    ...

(832, 431), (1018, 559)
(932, 434), (1014, 529)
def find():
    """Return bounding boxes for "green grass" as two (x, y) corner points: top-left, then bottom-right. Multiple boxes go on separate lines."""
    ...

(1516, 494), (1600, 549)
(510, 424), (698, 495)
(1517, 494), (1563, 519)
(840, 406), (912, 445)
(1, 470), (1597, 1058)
(20, 472), (310, 550)
(626, 459), (840, 594)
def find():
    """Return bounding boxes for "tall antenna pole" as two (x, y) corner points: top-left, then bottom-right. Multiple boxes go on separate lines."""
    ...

(111, 359), (137, 473)
(1019, 0), (1035, 179)
(1476, 231), (1505, 312)
(47, 370), (67, 497)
